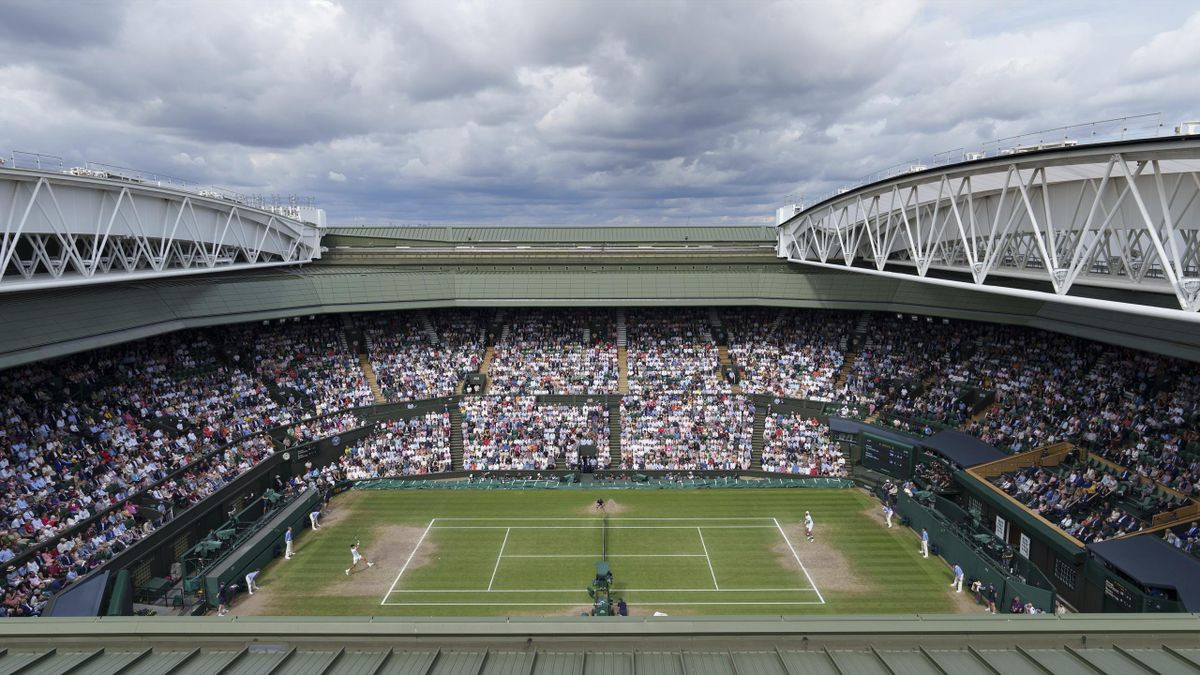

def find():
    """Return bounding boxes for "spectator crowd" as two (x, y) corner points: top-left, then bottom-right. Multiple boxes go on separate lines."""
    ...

(364, 311), (485, 401)
(620, 394), (754, 470)
(3, 306), (1200, 616)
(286, 412), (367, 445)
(761, 413), (845, 476)
(991, 452), (1181, 543)
(724, 309), (854, 400)
(627, 310), (730, 395)
(338, 413), (453, 479)
(489, 310), (618, 395)
(462, 397), (610, 470)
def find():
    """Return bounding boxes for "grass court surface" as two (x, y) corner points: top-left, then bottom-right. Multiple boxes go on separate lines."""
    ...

(242, 488), (967, 617)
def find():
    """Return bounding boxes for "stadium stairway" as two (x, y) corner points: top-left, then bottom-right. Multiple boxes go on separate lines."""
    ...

(765, 312), (784, 338)
(450, 404), (465, 470)
(419, 311), (439, 344)
(618, 347), (630, 394)
(707, 307), (724, 330)
(615, 309), (627, 347)
(836, 312), (872, 390)
(717, 344), (742, 394)
(834, 348), (858, 390)
(608, 400), (622, 466)
(752, 404), (766, 469)
(359, 354), (386, 404)
(479, 346), (495, 393)
(266, 383), (309, 410)
(970, 401), (997, 424)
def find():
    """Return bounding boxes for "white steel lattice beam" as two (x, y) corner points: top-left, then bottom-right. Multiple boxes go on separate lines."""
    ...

(0, 168), (323, 292)
(778, 137), (1200, 320)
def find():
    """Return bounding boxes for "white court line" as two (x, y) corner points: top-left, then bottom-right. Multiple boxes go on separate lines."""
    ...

(696, 527), (719, 590)
(381, 518), (435, 605)
(432, 525), (777, 529)
(502, 554), (707, 558)
(388, 588), (818, 593)
(383, 601), (826, 607)
(487, 527), (511, 591)
(773, 517), (825, 605)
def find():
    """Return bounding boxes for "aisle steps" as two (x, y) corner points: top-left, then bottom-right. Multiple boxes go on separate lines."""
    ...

(419, 311), (440, 344)
(835, 350), (858, 390)
(449, 404), (465, 471)
(338, 313), (355, 354)
(751, 404), (767, 470)
(358, 355), (386, 404)
(608, 400), (623, 469)
(835, 313), (873, 390)
(478, 346), (495, 394)
(718, 345), (742, 394)
(618, 347), (630, 394)
(969, 402), (997, 424)
(707, 307), (724, 329)
(766, 313), (784, 338)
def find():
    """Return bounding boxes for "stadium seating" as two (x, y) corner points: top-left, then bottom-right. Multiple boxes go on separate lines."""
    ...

(626, 309), (730, 395)
(761, 412), (845, 476)
(990, 451), (1184, 542)
(4, 306), (1200, 615)
(461, 397), (610, 470)
(724, 308), (854, 400)
(488, 309), (618, 395)
(363, 310), (485, 401)
(286, 412), (367, 445)
(619, 394), (754, 470)
(338, 414), (453, 478)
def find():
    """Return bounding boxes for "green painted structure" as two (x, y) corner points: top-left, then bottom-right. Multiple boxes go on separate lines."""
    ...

(6, 615), (1200, 673)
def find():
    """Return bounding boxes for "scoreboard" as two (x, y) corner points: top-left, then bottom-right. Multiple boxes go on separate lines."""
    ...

(861, 434), (914, 478)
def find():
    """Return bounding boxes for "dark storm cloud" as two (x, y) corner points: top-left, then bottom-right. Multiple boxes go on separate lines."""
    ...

(0, 2), (123, 48)
(0, 0), (1198, 225)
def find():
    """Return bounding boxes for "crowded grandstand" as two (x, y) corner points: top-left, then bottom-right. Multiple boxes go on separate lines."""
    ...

(3, 304), (1200, 616)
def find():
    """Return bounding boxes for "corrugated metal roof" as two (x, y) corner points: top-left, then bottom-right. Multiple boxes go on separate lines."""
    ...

(3, 646), (1200, 675)
(323, 225), (776, 244)
(482, 652), (535, 675)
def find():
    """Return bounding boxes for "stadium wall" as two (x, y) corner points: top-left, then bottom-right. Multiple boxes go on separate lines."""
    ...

(954, 471), (1088, 609)
(3, 264), (1200, 369)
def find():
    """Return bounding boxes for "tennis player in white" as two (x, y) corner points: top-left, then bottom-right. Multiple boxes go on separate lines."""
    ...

(345, 540), (375, 575)
(804, 511), (815, 542)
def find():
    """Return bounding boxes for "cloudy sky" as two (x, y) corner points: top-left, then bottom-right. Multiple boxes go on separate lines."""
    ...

(1, 0), (1198, 226)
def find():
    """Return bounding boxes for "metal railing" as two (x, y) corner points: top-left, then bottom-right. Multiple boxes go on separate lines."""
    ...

(784, 113), (1174, 210)
(3, 150), (317, 219)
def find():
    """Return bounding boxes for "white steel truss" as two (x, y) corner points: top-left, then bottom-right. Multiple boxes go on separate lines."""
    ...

(777, 138), (1200, 319)
(0, 168), (322, 292)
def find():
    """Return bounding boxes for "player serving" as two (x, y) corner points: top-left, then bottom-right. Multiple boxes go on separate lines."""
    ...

(345, 540), (375, 575)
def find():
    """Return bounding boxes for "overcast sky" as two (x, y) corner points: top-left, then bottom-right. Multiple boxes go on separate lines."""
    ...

(1, 1), (1198, 226)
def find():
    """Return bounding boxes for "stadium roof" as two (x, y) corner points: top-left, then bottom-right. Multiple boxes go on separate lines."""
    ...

(7, 615), (1200, 674)
(828, 418), (918, 446)
(1089, 535), (1200, 612)
(923, 431), (1008, 468)
(5, 262), (1200, 371)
